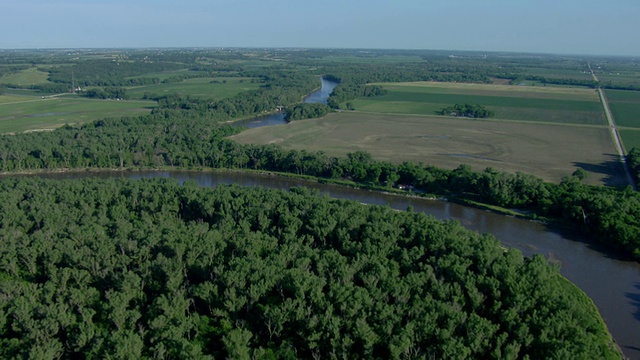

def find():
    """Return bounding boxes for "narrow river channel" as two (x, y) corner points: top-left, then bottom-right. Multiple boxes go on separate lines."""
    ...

(20, 78), (640, 358)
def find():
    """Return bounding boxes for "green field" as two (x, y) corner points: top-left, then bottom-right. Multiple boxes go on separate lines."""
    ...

(605, 89), (640, 128)
(126, 77), (260, 100)
(0, 67), (50, 86)
(231, 111), (626, 186)
(349, 82), (606, 125)
(620, 129), (640, 151)
(0, 95), (155, 133)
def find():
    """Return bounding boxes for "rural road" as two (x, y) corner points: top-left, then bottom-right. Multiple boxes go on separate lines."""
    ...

(590, 63), (637, 190)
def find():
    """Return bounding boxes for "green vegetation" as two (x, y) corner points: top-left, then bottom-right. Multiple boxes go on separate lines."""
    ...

(127, 77), (260, 101)
(438, 103), (494, 118)
(620, 130), (640, 152)
(0, 48), (638, 357)
(605, 89), (640, 128)
(0, 177), (620, 359)
(347, 82), (605, 125)
(0, 67), (50, 86)
(0, 96), (155, 133)
(629, 148), (640, 184)
(284, 103), (332, 121)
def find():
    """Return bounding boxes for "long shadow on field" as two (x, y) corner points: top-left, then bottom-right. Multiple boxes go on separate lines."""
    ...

(573, 154), (629, 188)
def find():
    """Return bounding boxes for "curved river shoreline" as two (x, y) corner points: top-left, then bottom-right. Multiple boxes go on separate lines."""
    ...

(29, 169), (640, 359)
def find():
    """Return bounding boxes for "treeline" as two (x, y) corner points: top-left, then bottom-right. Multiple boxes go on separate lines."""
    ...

(45, 60), (184, 87)
(284, 103), (332, 121)
(84, 87), (129, 100)
(438, 103), (495, 118)
(506, 75), (599, 88)
(1, 113), (639, 259)
(3, 83), (70, 94)
(0, 177), (620, 359)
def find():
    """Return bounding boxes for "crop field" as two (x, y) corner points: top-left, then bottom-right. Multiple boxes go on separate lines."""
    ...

(349, 82), (606, 125)
(620, 130), (640, 152)
(126, 77), (260, 100)
(0, 67), (50, 85)
(605, 89), (640, 128)
(231, 112), (626, 186)
(0, 95), (155, 133)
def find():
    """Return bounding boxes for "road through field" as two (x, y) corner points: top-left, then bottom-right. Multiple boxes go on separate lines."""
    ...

(597, 87), (637, 190)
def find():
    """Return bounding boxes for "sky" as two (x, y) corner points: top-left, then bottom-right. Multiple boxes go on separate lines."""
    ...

(1, 0), (639, 56)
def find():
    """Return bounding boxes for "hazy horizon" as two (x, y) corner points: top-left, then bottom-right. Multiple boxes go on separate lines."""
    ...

(2, 0), (639, 57)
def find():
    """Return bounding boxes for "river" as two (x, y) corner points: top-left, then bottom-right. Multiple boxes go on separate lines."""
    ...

(20, 77), (640, 358)
(232, 77), (339, 129)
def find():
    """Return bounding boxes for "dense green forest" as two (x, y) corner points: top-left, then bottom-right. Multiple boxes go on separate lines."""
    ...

(0, 178), (619, 359)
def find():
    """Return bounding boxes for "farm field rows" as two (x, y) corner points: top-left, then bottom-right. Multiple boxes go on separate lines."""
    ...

(605, 89), (640, 128)
(231, 111), (626, 186)
(0, 95), (155, 133)
(620, 130), (640, 152)
(349, 82), (606, 125)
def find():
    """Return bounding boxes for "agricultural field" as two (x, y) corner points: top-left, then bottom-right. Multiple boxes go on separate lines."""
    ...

(0, 67), (50, 86)
(0, 95), (155, 133)
(125, 77), (260, 100)
(605, 89), (640, 128)
(231, 111), (626, 187)
(620, 130), (640, 152)
(349, 82), (606, 125)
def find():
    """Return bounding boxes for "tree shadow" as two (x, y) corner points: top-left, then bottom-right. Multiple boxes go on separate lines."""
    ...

(536, 218), (634, 262)
(627, 282), (640, 322)
(572, 153), (630, 188)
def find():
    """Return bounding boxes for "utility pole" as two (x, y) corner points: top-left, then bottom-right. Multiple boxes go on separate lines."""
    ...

(71, 69), (75, 94)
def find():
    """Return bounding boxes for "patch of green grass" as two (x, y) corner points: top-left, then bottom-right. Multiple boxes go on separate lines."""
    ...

(0, 96), (155, 133)
(0, 67), (50, 86)
(126, 77), (260, 100)
(620, 130), (640, 151)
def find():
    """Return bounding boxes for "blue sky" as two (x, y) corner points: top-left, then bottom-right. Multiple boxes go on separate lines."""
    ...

(1, 0), (638, 56)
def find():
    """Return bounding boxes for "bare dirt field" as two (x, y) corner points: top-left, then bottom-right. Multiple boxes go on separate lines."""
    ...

(231, 112), (627, 187)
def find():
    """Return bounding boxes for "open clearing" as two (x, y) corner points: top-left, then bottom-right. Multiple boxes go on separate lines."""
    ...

(0, 95), (155, 133)
(126, 77), (260, 100)
(0, 67), (50, 86)
(231, 112), (626, 186)
(605, 89), (640, 128)
(350, 82), (605, 125)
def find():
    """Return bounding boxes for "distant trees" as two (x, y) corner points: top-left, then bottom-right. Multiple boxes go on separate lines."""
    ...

(438, 103), (495, 118)
(85, 87), (129, 100)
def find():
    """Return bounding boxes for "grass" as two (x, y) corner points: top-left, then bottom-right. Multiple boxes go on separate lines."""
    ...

(605, 89), (640, 128)
(126, 77), (260, 100)
(230, 111), (626, 187)
(0, 67), (50, 86)
(0, 95), (155, 133)
(620, 130), (640, 151)
(350, 82), (605, 125)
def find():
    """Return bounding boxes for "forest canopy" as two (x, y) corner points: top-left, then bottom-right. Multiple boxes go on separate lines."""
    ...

(0, 178), (619, 359)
